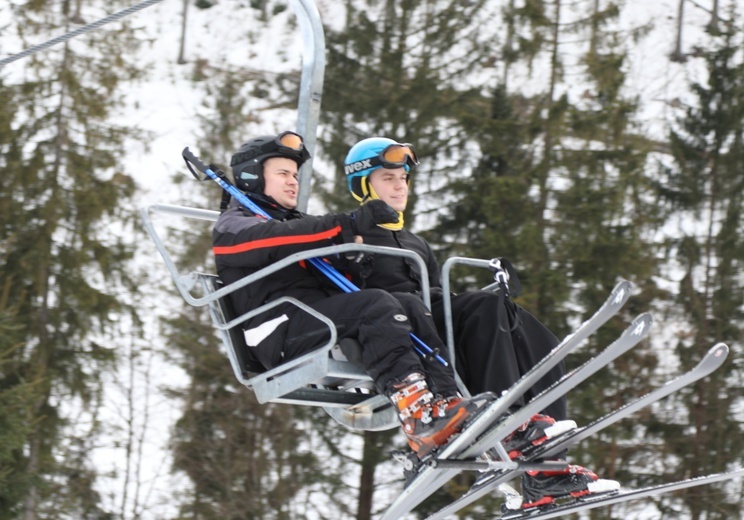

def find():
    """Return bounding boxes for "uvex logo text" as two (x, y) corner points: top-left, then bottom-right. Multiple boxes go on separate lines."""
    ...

(344, 159), (373, 174)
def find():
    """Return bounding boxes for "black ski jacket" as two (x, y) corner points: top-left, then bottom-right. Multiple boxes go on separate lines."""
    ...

(353, 225), (443, 299)
(212, 198), (356, 338)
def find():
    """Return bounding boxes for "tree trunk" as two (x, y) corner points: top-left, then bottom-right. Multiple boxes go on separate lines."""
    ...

(22, 438), (39, 520)
(178, 0), (189, 64)
(708, 0), (719, 32)
(357, 431), (379, 520)
(671, 0), (686, 62)
(533, 0), (562, 318)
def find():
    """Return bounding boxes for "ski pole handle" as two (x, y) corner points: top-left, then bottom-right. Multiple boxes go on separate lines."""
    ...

(182, 147), (210, 181)
(182, 147), (270, 218)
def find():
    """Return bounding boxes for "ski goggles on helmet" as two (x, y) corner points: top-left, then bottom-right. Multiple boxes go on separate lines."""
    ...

(344, 143), (419, 175)
(273, 131), (305, 153)
(264, 131), (310, 162)
(232, 131), (311, 166)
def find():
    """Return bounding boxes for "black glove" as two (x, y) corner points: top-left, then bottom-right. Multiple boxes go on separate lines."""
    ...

(349, 200), (399, 234)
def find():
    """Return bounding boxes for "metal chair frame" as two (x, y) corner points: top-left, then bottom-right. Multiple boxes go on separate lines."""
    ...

(141, 203), (437, 431)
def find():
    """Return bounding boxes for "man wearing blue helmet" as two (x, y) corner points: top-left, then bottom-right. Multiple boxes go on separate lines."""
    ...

(213, 132), (489, 460)
(343, 137), (619, 509)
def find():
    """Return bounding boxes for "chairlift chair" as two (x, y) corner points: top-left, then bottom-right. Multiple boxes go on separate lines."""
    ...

(141, 203), (444, 432)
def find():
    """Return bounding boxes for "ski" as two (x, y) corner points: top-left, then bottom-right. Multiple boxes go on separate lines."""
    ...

(497, 468), (744, 519)
(380, 280), (634, 520)
(530, 342), (729, 460)
(425, 343), (730, 520)
(422, 312), (652, 519)
(464, 313), (652, 458)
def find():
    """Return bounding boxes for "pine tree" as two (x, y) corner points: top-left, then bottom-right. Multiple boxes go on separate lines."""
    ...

(428, 5), (669, 515)
(658, 7), (744, 517)
(167, 311), (326, 519)
(424, 0), (568, 327)
(545, 4), (666, 505)
(0, 1), (145, 516)
(0, 273), (39, 518)
(430, 0), (661, 324)
(318, 0), (501, 221)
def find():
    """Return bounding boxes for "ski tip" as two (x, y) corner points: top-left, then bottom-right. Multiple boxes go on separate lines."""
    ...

(610, 279), (633, 304)
(710, 342), (729, 358)
(629, 312), (654, 336)
(698, 343), (730, 372)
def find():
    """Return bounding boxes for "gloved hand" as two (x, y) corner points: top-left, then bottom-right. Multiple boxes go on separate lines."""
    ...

(349, 200), (399, 234)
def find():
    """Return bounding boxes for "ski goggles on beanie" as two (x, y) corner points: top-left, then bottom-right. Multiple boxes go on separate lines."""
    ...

(344, 143), (419, 175)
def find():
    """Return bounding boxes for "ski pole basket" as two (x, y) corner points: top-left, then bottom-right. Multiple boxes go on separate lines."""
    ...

(139, 203), (434, 431)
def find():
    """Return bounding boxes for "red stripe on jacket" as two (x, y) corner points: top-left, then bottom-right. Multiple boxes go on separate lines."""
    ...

(213, 225), (343, 255)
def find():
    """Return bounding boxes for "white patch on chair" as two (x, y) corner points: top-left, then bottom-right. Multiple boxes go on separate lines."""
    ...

(244, 314), (289, 346)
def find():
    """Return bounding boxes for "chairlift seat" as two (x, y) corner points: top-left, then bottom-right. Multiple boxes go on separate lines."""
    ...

(141, 203), (454, 432)
(196, 272), (399, 431)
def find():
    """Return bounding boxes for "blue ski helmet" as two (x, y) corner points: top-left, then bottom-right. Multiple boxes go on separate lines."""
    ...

(344, 137), (419, 202)
(230, 131), (310, 193)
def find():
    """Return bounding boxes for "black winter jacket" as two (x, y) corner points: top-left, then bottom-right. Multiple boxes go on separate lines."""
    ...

(212, 198), (356, 337)
(353, 226), (443, 300)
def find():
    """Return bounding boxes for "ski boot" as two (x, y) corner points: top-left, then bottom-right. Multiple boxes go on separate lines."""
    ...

(503, 413), (577, 459)
(520, 464), (620, 509)
(387, 372), (480, 459)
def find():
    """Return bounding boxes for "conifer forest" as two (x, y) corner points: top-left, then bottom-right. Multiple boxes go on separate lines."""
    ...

(1, 0), (743, 518)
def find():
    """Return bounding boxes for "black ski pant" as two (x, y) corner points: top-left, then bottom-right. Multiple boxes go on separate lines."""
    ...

(282, 289), (459, 396)
(430, 290), (567, 421)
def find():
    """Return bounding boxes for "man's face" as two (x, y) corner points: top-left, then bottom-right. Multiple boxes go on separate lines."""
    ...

(368, 167), (409, 212)
(262, 157), (299, 209)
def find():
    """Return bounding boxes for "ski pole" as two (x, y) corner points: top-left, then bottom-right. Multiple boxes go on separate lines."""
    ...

(182, 147), (448, 366)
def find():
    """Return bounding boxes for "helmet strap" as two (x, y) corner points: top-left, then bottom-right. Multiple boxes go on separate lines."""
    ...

(360, 175), (372, 201)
